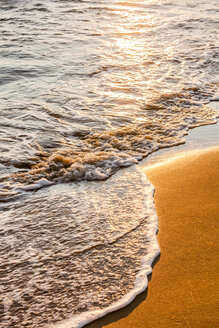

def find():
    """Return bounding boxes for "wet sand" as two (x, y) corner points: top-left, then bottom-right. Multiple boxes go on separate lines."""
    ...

(86, 147), (219, 328)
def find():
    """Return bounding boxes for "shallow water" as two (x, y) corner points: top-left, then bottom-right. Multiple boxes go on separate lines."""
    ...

(0, 166), (159, 327)
(0, 0), (219, 327)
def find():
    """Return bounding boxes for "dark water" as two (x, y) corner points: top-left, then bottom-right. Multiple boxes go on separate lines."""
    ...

(0, 0), (218, 327)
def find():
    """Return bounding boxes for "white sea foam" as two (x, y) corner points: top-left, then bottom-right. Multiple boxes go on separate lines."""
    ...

(0, 164), (160, 327)
(54, 167), (159, 328)
(15, 178), (53, 191)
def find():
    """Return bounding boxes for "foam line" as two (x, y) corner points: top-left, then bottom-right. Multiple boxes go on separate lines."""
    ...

(54, 167), (160, 328)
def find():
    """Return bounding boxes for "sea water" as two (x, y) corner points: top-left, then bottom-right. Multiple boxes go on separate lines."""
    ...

(0, 0), (218, 327)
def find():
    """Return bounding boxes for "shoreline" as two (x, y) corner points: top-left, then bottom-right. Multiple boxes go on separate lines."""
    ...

(139, 101), (219, 168)
(85, 146), (219, 328)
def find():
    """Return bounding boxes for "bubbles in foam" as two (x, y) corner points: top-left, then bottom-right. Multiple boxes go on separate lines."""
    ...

(1, 99), (217, 201)
(0, 165), (159, 328)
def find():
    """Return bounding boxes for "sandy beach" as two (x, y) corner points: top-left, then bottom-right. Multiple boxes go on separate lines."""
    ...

(86, 147), (219, 328)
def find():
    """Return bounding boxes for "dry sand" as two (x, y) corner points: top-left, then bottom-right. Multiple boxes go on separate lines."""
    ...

(86, 147), (219, 328)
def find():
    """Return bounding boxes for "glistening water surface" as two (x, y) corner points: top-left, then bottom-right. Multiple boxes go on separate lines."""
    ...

(0, 0), (218, 327)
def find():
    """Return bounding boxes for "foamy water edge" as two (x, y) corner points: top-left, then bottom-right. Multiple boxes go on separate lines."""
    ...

(54, 167), (159, 328)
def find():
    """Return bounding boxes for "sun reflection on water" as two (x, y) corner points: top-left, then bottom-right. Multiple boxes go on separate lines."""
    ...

(97, 0), (165, 117)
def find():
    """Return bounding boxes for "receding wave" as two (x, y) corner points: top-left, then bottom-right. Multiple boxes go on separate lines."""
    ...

(1, 86), (218, 202)
(0, 166), (159, 328)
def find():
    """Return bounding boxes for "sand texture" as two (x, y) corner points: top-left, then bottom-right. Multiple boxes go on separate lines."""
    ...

(86, 147), (219, 328)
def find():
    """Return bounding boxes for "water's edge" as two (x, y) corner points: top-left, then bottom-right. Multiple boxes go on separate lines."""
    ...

(54, 167), (159, 328)
(55, 103), (218, 328)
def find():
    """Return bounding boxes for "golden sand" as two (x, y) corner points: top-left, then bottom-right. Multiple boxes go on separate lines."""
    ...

(86, 147), (219, 328)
